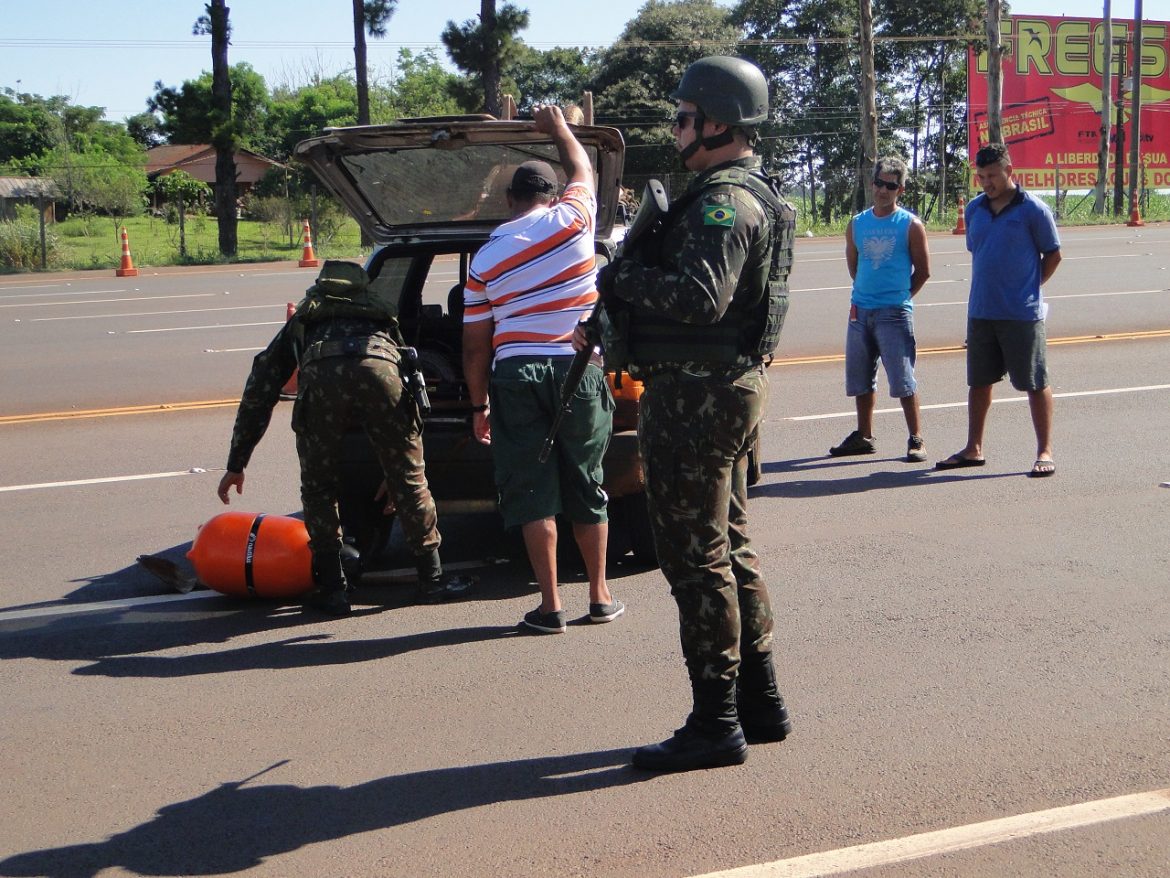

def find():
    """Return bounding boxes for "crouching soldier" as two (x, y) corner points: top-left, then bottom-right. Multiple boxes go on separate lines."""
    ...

(217, 260), (447, 614)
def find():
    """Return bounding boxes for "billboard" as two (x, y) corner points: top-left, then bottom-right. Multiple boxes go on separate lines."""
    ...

(968, 15), (1170, 190)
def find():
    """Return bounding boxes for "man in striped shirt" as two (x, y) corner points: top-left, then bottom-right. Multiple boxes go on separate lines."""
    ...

(462, 105), (622, 635)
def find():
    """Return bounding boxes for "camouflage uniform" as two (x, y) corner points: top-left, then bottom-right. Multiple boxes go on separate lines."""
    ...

(226, 314), (439, 558)
(608, 156), (789, 684)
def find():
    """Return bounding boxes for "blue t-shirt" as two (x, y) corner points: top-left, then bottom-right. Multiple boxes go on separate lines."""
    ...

(851, 206), (914, 309)
(966, 187), (1060, 321)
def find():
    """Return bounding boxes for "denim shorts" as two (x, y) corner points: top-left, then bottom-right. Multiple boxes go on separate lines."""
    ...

(966, 318), (1049, 391)
(844, 305), (918, 398)
(488, 356), (613, 529)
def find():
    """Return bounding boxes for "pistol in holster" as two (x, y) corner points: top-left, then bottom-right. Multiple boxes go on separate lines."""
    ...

(400, 347), (431, 416)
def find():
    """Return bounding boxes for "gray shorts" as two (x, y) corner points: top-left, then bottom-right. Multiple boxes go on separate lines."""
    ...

(966, 318), (1049, 391)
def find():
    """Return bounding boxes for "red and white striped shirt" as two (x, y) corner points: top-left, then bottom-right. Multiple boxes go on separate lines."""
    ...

(465, 182), (598, 364)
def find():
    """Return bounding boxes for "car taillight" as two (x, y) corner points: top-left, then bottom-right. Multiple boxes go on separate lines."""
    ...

(607, 372), (643, 431)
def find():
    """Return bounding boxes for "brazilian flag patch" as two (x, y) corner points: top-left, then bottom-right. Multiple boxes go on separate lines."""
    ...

(703, 204), (736, 227)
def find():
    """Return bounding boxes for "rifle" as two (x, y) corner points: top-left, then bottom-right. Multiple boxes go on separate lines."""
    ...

(538, 180), (669, 463)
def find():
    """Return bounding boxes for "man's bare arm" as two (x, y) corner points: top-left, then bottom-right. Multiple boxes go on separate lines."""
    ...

(533, 105), (593, 192)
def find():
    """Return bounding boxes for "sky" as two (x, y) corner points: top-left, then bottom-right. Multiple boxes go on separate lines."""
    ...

(0, 0), (1139, 123)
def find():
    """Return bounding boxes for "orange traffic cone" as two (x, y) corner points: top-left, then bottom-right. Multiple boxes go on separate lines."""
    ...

(298, 218), (319, 267)
(1126, 190), (1145, 227)
(187, 511), (314, 598)
(115, 226), (139, 276)
(952, 197), (967, 235)
(280, 302), (299, 399)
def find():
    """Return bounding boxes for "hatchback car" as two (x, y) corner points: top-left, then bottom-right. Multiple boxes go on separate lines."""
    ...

(294, 116), (658, 564)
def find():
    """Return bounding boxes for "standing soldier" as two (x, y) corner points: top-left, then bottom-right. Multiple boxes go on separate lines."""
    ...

(596, 56), (797, 771)
(217, 260), (447, 615)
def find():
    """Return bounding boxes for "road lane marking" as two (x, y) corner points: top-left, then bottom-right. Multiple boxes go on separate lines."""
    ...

(29, 303), (282, 321)
(0, 559), (501, 622)
(126, 321), (285, 334)
(4, 332), (1169, 425)
(0, 400), (240, 424)
(689, 787), (1170, 878)
(787, 383), (1170, 421)
(918, 288), (1167, 308)
(0, 469), (208, 493)
(0, 288), (129, 300)
(772, 328), (1170, 366)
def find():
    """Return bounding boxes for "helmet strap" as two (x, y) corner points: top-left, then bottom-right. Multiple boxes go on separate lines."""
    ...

(678, 111), (736, 165)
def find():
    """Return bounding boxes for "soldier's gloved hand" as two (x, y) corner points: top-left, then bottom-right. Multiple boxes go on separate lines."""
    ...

(596, 257), (624, 297)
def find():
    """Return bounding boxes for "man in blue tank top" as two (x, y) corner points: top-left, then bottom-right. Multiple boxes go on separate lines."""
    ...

(830, 156), (932, 462)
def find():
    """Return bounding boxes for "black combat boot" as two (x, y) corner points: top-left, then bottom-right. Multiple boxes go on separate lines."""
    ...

(415, 548), (447, 604)
(737, 651), (792, 744)
(632, 678), (748, 772)
(304, 551), (351, 616)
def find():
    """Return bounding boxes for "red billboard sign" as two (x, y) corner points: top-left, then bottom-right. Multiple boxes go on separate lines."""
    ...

(968, 15), (1170, 190)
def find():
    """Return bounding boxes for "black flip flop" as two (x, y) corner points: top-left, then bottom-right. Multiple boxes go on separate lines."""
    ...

(935, 453), (986, 470)
(1028, 459), (1056, 477)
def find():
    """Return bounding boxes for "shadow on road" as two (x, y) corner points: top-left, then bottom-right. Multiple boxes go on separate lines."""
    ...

(752, 456), (1016, 499)
(0, 747), (650, 877)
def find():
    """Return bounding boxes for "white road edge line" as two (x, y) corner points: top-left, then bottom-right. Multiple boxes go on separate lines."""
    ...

(0, 559), (497, 622)
(0, 470), (205, 493)
(688, 788), (1170, 878)
(787, 384), (1170, 421)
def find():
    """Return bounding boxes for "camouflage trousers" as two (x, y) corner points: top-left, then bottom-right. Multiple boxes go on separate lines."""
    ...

(293, 353), (439, 557)
(638, 364), (774, 683)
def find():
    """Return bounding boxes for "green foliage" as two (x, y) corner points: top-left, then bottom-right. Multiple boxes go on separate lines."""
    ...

(506, 46), (597, 113)
(0, 205), (60, 270)
(269, 75), (358, 159)
(154, 169), (211, 205)
(441, 1), (531, 113)
(592, 0), (740, 178)
(385, 49), (465, 119)
(148, 63), (272, 151)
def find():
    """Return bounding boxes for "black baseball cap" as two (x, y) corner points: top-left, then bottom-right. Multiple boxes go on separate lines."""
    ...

(508, 160), (559, 196)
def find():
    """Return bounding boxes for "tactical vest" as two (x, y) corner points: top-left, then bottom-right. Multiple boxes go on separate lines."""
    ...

(623, 166), (796, 372)
(290, 260), (405, 365)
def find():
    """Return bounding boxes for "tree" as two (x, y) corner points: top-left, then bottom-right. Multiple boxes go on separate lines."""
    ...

(154, 169), (211, 257)
(194, 0), (238, 257)
(386, 49), (465, 118)
(441, 1), (531, 116)
(505, 46), (596, 113)
(47, 144), (147, 238)
(591, 0), (740, 184)
(125, 111), (166, 148)
(0, 91), (59, 170)
(354, 0), (398, 125)
(148, 63), (271, 151)
(269, 75), (358, 159)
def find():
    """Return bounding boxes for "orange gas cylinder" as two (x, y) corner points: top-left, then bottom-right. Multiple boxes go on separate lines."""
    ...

(187, 512), (314, 598)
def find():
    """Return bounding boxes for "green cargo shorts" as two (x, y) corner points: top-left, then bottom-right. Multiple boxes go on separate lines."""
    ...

(489, 356), (613, 529)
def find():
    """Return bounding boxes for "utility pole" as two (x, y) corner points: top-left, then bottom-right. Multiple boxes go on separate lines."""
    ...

(858, 0), (878, 208)
(984, 0), (1004, 144)
(1127, 0), (1144, 216)
(1093, 0), (1113, 215)
(1113, 37), (1128, 215)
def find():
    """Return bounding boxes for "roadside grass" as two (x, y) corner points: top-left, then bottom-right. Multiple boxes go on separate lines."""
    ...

(796, 191), (1168, 237)
(6, 191), (1166, 271)
(49, 213), (366, 270)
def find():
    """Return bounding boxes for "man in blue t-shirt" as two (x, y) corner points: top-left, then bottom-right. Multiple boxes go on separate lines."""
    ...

(936, 143), (1063, 477)
(830, 156), (932, 462)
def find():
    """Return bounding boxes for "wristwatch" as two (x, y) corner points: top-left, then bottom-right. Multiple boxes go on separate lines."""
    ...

(470, 403), (489, 413)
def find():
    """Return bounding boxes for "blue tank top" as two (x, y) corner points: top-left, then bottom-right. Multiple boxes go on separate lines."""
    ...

(851, 206), (913, 309)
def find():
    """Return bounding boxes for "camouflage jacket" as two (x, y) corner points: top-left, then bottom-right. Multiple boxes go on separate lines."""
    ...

(609, 156), (776, 371)
(225, 315), (396, 473)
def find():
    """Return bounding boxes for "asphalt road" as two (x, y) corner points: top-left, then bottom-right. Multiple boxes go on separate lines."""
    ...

(1, 223), (1168, 877)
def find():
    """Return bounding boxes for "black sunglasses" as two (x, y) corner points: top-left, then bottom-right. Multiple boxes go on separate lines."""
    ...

(674, 111), (701, 130)
(872, 179), (901, 191)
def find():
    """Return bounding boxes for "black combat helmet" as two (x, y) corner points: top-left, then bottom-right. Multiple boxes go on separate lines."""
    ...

(671, 56), (769, 126)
